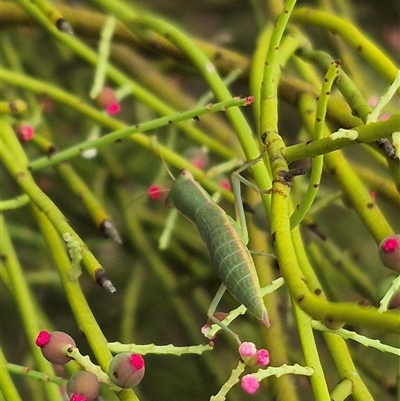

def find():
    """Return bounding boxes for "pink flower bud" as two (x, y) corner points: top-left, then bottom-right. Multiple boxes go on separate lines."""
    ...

(96, 87), (121, 115)
(13, 123), (35, 141)
(67, 371), (99, 401)
(218, 178), (231, 191)
(238, 342), (257, 358)
(35, 331), (75, 365)
(379, 234), (400, 272)
(241, 374), (260, 394)
(106, 102), (121, 115)
(70, 395), (86, 401)
(147, 185), (163, 200)
(108, 353), (145, 388)
(256, 349), (270, 367)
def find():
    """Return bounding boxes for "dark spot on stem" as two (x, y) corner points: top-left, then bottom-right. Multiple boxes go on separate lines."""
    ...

(306, 140), (312, 145)
(366, 202), (374, 209)
(55, 18), (73, 35)
(357, 45), (362, 52)
(115, 139), (122, 143)
(314, 288), (322, 295)
(280, 167), (305, 183)
(261, 132), (267, 143)
(193, 116), (200, 122)
(316, 117), (321, 122)
(284, 9), (289, 13)
(297, 294), (305, 302)
(326, 91), (331, 95)
(168, 120), (172, 124)
(47, 145), (57, 156)
(329, 167), (336, 175)
(1, 254), (7, 261)
(301, 277), (308, 284)
(55, 18), (64, 31)
(313, 183), (319, 188)
(9, 102), (18, 114)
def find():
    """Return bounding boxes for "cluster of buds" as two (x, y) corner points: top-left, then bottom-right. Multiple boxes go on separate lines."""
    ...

(238, 342), (270, 367)
(35, 331), (145, 400)
(238, 342), (270, 395)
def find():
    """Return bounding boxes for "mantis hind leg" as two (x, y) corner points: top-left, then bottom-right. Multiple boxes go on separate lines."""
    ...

(206, 283), (242, 345)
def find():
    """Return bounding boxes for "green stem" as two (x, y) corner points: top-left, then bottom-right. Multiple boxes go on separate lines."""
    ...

(289, 59), (339, 228)
(284, 114), (400, 162)
(26, 96), (247, 173)
(292, 304), (331, 401)
(323, 333), (374, 401)
(291, 224), (376, 401)
(247, 200), (299, 401)
(0, 350), (23, 401)
(0, 215), (63, 401)
(260, 0), (297, 144)
(6, 363), (67, 387)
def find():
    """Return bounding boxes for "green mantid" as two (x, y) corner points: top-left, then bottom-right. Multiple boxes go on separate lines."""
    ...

(165, 159), (275, 341)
